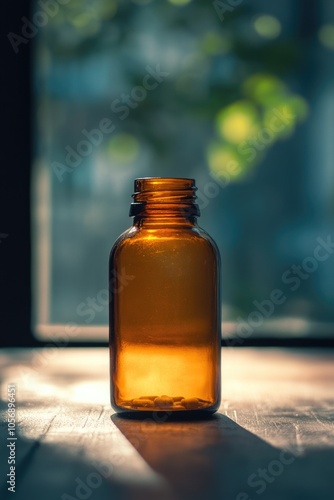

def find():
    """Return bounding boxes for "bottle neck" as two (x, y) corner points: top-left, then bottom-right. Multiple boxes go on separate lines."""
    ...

(129, 177), (200, 226)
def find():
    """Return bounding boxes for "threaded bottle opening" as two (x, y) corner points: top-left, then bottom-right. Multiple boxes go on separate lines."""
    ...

(129, 177), (200, 217)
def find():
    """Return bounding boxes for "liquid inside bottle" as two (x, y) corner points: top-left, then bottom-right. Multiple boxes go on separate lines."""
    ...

(109, 177), (221, 414)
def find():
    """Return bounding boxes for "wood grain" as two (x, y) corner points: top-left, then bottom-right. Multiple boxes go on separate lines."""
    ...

(0, 347), (333, 499)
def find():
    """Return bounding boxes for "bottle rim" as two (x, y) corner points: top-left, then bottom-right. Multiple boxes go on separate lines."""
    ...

(130, 177), (200, 217)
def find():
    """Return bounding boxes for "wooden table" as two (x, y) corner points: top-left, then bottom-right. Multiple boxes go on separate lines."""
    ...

(0, 347), (333, 500)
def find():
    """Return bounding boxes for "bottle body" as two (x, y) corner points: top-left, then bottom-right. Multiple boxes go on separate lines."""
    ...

(109, 178), (221, 414)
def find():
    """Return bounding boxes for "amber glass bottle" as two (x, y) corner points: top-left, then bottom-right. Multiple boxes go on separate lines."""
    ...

(109, 177), (221, 414)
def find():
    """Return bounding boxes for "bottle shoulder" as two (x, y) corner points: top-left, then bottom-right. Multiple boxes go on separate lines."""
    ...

(110, 224), (220, 261)
(195, 225), (221, 256)
(109, 226), (136, 260)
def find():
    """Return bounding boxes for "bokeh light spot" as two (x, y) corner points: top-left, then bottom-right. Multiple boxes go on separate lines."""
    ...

(287, 96), (309, 121)
(105, 134), (140, 164)
(216, 101), (260, 143)
(263, 103), (295, 140)
(72, 12), (95, 28)
(243, 74), (286, 105)
(254, 15), (281, 39)
(200, 32), (231, 55)
(207, 143), (247, 181)
(318, 24), (334, 50)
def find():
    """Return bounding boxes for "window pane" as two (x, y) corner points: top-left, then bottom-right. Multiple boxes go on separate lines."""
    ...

(32, 0), (334, 340)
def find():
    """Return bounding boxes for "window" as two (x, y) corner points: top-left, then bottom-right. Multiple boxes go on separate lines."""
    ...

(32, 0), (334, 342)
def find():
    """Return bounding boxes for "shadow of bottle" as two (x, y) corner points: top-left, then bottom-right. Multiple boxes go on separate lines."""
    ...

(111, 412), (300, 500)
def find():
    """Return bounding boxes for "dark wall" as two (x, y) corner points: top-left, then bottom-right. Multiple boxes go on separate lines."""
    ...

(0, 1), (33, 346)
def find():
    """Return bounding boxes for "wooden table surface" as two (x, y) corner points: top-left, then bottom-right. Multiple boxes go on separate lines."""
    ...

(0, 347), (333, 500)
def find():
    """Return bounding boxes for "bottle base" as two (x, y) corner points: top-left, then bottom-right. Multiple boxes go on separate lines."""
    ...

(112, 407), (219, 421)
(111, 395), (220, 419)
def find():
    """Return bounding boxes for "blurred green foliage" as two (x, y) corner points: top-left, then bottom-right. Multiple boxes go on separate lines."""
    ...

(42, 0), (309, 178)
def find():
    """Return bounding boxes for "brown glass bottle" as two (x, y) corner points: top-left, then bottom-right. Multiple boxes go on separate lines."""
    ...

(109, 178), (221, 415)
